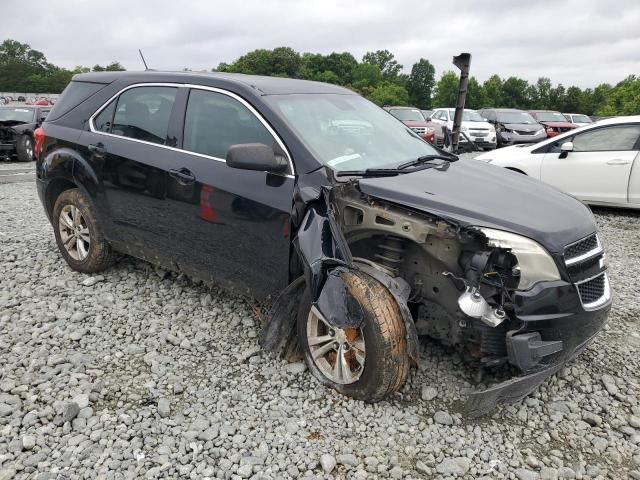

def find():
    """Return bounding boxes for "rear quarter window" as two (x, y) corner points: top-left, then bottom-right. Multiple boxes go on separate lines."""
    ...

(46, 81), (107, 121)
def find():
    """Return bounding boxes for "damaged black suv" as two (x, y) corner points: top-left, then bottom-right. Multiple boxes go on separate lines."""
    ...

(36, 72), (611, 415)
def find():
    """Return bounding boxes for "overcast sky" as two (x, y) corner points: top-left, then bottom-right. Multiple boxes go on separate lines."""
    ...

(5, 0), (639, 88)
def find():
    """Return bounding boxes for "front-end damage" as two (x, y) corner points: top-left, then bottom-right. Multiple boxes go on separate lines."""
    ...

(260, 170), (609, 416)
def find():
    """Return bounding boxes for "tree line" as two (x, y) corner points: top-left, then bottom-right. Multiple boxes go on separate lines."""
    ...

(1, 39), (637, 116)
(0, 39), (125, 94)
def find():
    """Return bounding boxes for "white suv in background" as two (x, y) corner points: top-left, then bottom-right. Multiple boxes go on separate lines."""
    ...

(430, 108), (497, 150)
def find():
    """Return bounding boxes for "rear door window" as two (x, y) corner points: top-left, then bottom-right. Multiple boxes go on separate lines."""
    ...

(93, 100), (116, 133)
(111, 87), (177, 145)
(182, 89), (274, 159)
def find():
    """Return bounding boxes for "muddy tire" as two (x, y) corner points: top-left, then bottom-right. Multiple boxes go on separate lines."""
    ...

(16, 135), (34, 162)
(52, 188), (114, 273)
(297, 270), (409, 402)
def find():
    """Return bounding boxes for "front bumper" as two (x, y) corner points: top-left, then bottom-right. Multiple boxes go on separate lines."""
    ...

(498, 131), (546, 145)
(0, 142), (16, 159)
(464, 277), (611, 416)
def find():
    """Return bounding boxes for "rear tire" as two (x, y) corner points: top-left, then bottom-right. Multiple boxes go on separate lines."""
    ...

(16, 135), (34, 162)
(297, 270), (409, 402)
(52, 188), (114, 273)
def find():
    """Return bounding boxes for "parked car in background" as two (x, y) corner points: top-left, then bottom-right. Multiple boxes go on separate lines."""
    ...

(430, 108), (497, 150)
(475, 116), (640, 208)
(478, 108), (546, 147)
(0, 105), (50, 161)
(36, 71), (610, 413)
(563, 113), (594, 127)
(384, 106), (438, 145)
(529, 110), (577, 138)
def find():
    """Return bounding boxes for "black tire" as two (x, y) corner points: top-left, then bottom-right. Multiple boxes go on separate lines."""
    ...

(16, 135), (34, 162)
(297, 270), (409, 402)
(52, 189), (114, 273)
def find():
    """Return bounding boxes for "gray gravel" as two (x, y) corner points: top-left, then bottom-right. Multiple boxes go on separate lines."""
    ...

(1, 180), (639, 479)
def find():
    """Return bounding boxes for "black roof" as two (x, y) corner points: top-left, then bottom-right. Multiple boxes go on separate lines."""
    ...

(72, 71), (354, 96)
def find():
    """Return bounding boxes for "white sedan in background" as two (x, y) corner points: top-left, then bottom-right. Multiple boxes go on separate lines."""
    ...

(475, 116), (640, 209)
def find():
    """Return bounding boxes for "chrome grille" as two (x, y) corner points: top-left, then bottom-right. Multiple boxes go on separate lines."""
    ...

(514, 130), (535, 135)
(411, 127), (426, 135)
(576, 273), (609, 310)
(565, 234), (601, 265)
(563, 233), (609, 309)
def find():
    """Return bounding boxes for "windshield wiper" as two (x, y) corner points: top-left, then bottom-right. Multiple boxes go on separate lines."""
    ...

(336, 168), (406, 178)
(397, 154), (458, 170)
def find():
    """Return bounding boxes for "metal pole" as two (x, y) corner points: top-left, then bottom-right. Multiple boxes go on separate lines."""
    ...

(451, 53), (471, 154)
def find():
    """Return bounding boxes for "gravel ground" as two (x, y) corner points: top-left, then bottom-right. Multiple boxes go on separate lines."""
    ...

(0, 179), (639, 480)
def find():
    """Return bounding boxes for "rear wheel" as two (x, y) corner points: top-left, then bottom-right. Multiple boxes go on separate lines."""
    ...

(16, 135), (34, 162)
(297, 270), (409, 401)
(53, 189), (114, 273)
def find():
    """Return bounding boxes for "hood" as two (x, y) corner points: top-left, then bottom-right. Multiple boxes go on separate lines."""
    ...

(538, 121), (576, 128)
(357, 159), (595, 253)
(501, 123), (541, 132)
(464, 121), (493, 130)
(402, 120), (430, 128)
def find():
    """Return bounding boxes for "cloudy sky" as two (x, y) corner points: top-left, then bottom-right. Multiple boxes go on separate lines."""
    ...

(5, 0), (639, 88)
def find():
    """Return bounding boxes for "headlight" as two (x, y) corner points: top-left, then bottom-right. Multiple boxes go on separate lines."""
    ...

(461, 125), (468, 131)
(536, 128), (545, 135)
(478, 228), (560, 290)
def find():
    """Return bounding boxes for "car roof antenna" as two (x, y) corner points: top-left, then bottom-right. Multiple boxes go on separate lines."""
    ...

(138, 49), (149, 71)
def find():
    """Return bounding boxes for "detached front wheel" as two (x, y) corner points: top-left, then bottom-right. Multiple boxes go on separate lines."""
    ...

(297, 270), (409, 402)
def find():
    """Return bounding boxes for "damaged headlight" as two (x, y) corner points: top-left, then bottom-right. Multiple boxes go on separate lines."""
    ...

(479, 228), (560, 290)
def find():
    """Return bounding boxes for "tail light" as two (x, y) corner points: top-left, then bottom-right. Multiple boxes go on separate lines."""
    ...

(34, 127), (45, 157)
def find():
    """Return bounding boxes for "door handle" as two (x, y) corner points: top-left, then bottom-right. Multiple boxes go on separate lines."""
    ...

(606, 159), (630, 165)
(168, 168), (196, 185)
(88, 143), (106, 156)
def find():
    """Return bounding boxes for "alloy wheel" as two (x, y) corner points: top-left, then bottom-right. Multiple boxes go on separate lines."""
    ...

(58, 205), (90, 261)
(306, 305), (365, 385)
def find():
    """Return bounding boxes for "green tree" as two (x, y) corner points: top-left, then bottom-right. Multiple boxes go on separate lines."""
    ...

(465, 77), (485, 109)
(218, 47), (302, 77)
(432, 71), (459, 107)
(482, 75), (503, 107)
(350, 63), (383, 91)
(368, 82), (409, 106)
(406, 58), (435, 109)
(105, 62), (126, 71)
(300, 52), (358, 84)
(549, 84), (566, 110)
(598, 75), (640, 115)
(533, 77), (552, 109)
(362, 50), (402, 80)
(563, 86), (584, 113)
(501, 76), (530, 108)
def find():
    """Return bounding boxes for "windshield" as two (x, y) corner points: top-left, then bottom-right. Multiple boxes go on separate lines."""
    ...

(534, 111), (569, 122)
(448, 109), (485, 122)
(388, 108), (424, 122)
(0, 108), (35, 123)
(496, 111), (536, 124)
(569, 114), (592, 123)
(266, 94), (439, 171)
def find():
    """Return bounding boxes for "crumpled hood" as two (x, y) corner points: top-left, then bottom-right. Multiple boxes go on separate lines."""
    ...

(538, 121), (575, 128)
(357, 159), (596, 253)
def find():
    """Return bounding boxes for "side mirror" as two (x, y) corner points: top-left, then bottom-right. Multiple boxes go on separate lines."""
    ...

(560, 141), (574, 152)
(559, 141), (574, 159)
(226, 143), (288, 173)
(425, 116), (432, 122)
